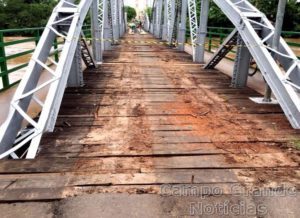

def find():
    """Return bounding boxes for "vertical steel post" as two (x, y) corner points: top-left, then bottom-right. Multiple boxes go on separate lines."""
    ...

(150, 0), (156, 34)
(91, 0), (102, 65)
(117, 1), (124, 37)
(155, 0), (163, 38)
(263, 0), (287, 102)
(195, 0), (209, 63)
(167, 0), (176, 44)
(162, 0), (168, 40)
(104, 0), (112, 50)
(231, 35), (251, 88)
(68, 41), (83, 87)
(178, 0), (187, 51)
(111, 0), (119, 41)
(187, 0), (198, 61)
(0, 32), (9, 89)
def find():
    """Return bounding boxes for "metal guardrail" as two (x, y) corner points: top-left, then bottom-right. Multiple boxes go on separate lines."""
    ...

(0, 26), (92, 92)
(0, 26), (299, 92)
(0, 27), (61, 91)
(206, 26), (300, 61)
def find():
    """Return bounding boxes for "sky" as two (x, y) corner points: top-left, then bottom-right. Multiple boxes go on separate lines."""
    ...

(124, 0), (153, 9)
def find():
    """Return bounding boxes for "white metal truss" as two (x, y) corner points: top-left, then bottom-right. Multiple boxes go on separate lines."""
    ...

(98, 0), (104, 31)
(111, 0), (119, 41)
(167, 0), (176, 43)
(212, 0), (300, 128)
(0, 0), (93, 159)
(187, 0), (198, 60)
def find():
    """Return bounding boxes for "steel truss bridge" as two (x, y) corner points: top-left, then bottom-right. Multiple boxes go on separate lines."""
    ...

(0, 0), (300, 160)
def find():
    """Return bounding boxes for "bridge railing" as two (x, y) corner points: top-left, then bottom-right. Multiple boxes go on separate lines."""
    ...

(0, 25), (94, 92)
(1, 26), (299, 92)
(206, 27), (300, 61)
(0, 27), (63, 91)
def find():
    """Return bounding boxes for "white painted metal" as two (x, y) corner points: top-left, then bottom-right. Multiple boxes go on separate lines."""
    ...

(187, 0), (198, 61)
(103, 0), (112, 50)
(167, 0), (176, 44)
(111, 0), (119, 41)
(154, 0), (163, 38)
(0, 0), (126, 159)
(178, 0), (187, 51)
(0, 0), (94, 159)
(162, 0), (168, 40)
(91, 0), (102, 64)
(119, 0), (125, 36)
(231, 34), (251, 88)
(195, 0), (209, 63)
(145, 13), (150, 32)
(68, 41), (84, 87)
(213, 0), (300, 128)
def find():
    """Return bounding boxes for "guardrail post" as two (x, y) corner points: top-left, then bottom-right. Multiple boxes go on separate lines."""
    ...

(208, 33), (212, 52)
(35, 29), (40, 45)
(54, 37), (59, 62)
(220, 35), (224, 44)
(0, 32), (9, 89)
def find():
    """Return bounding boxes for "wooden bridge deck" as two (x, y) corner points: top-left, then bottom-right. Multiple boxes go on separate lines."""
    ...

(0, 33), (299, 208)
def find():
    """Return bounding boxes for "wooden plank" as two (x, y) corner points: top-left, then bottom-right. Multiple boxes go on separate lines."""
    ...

(0, 183), (245, 202)
(0, 153), (297, 174)
(0, 170), (240, 190)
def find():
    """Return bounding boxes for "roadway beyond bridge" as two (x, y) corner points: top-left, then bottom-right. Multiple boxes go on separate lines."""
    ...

(0, 33), (299, 217)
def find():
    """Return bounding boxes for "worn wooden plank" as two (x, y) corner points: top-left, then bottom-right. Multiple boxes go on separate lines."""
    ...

(0, 32), (299, 204)
(0, 153), (297, 174)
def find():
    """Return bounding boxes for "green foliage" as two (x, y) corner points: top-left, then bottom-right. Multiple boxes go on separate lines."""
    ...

(145, 7), (152, 19)
(202, 0), (300, 31)
(291, 139), (300, 150)
(0, 0), (299, 32)
(0, 0), (57, 30)
(124, 6), (137, 22)
(207, 2), (232, 27)
(251, 0), (300, 31)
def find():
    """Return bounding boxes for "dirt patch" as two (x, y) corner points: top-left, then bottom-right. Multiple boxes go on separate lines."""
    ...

(132, 103), (146, 116)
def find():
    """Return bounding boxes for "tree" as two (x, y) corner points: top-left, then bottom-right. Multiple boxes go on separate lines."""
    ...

(203, 0), (300, 31)
(207, 2), (232, 28)
(251, 0), (300, 31)
(0, 0), (57, 30)
(124, 6), (137, 22)
(145, 7), (152, 19)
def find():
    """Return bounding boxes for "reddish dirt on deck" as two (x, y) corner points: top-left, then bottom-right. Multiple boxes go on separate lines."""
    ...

(0, 33), (299, 203)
